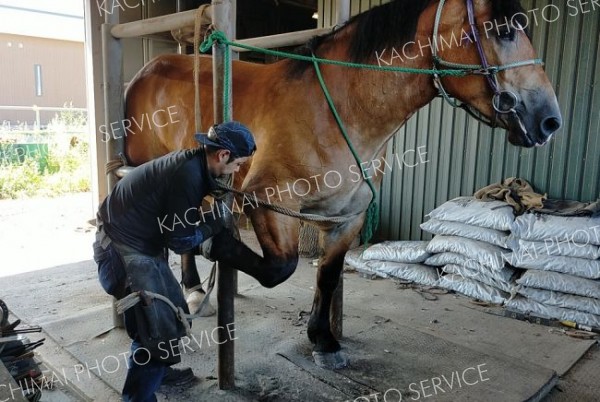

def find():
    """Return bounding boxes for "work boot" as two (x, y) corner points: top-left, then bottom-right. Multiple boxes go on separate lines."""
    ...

(162, 366), (196, 387)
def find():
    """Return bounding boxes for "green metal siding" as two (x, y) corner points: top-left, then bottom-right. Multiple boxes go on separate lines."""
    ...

(321, 0), (600, 240)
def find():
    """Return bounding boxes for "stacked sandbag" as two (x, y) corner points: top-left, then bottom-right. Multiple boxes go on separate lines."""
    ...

(344, 241), (439, 286)
(420, 197), (519, 304)
(505, 214), (600, 328)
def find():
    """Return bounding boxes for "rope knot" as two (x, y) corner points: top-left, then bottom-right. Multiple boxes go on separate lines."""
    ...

(200, 30), (228, 53)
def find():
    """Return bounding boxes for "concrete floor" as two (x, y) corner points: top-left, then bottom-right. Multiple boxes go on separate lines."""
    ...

(0, 235), (598, 401)
(0, 194), (598, 401)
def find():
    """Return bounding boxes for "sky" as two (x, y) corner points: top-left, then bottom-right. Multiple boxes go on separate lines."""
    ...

(0, 0), (84, 42)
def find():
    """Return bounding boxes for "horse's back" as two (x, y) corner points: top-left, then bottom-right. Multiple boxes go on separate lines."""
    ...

(124, 53), (281, 166)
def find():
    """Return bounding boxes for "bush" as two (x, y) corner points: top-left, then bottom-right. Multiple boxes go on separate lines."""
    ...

(0, 106), (91, 199)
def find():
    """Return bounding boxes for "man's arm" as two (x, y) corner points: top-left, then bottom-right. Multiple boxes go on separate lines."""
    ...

(166, 216), (223, 254)
(162, 156), (222, 254)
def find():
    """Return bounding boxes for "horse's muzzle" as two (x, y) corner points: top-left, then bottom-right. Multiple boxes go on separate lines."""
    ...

(504, 102), (562, 148)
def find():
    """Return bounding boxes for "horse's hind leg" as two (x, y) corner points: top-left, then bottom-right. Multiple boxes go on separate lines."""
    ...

(181, 250), (215, 316)
(307, 216), (364, 369)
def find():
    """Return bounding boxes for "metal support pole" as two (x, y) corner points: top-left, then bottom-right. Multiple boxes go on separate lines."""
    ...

(212, 0), (236, 390)
(329, 0), (350, 341)
(102, 23), (125, 328)
(335, 0), (351, 25)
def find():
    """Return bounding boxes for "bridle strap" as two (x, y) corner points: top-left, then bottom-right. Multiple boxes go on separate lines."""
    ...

(431, 0), (544, 125)
(466, 0), (498, 93)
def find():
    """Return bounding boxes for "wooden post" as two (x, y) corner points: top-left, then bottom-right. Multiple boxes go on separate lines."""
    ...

(330, 0), (350, 341)
(212, 0), (236, 390)
(101, 21), (125, 328)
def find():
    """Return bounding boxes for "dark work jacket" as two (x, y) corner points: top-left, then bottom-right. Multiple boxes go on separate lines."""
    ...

(98, 149), (216, 256)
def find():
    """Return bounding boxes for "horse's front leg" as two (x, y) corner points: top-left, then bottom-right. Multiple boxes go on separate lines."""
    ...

(307, 216), (364, 369)
(208, 207), (300, 288)
(181, 250), (216, 316)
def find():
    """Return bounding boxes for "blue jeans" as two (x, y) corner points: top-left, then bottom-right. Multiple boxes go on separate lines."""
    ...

(111, 242), (188, 401)
(122, 340), (165, 402)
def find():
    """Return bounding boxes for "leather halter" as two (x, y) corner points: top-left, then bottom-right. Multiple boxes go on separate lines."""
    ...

(431, 0), (543, 127)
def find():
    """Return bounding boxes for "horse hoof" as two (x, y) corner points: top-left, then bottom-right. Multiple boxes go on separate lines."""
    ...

(312, 350), (349, 370)
(186, 291), (216, 317)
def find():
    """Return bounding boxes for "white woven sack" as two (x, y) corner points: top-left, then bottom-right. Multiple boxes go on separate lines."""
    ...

(426, 235), (508, 270)
(512, 213), (600, 246)
(436, 274), (508, 305)
(424, 252), (517, 283)
(362, 241), (430, 263)
(442, 264), (513, 293)
(507, 236), (600, 260)
(421, 218), (509, 248)
(516, 270), (600, 299)
(506, 296), (600, 328)
(517, 286), (600, 316)
(507, 253), (600, 280)
(427, 197), (515, 231)
(344, 249), (439, 286)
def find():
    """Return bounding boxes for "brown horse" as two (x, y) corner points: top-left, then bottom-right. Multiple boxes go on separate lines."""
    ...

(123, 0), (561, 368)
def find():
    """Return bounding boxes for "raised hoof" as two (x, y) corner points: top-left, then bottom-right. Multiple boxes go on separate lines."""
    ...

(312, 350), (349, 370)
(186, 291), (216, 317)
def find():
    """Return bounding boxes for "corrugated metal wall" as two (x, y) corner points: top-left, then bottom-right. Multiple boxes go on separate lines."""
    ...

(319, 0), (600, 241)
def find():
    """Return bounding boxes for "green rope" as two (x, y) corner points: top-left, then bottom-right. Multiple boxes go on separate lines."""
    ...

(201, 31), (468, 77)
(200, 30), (386, 242)
(311, 56), (379, 243)
(200, 31), (231, 121)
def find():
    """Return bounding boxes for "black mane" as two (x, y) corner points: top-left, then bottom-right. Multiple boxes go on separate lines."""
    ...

(288, 0), (527, 76)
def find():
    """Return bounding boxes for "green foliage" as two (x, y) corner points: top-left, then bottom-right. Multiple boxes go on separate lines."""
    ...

(0, 106), (91, 199)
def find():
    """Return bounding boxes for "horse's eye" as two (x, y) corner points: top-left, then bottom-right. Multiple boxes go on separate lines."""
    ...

(497, 28), (516, 42)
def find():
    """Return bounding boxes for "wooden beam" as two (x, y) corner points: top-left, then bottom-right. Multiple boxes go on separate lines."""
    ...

(212, 0), (236, 391)
(329, 0), (350, 341)
(101, 22), (126, 329)
(110, 8), (213, 39)
(234, 27), (331, 52)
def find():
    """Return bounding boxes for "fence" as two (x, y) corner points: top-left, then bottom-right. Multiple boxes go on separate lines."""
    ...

(0, 105), (87, 131)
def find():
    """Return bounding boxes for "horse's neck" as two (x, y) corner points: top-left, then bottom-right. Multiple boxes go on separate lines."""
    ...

(317, 27), (438, 159)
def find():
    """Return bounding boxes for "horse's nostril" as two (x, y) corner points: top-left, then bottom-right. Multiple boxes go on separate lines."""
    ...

(541, 116), (561, 135)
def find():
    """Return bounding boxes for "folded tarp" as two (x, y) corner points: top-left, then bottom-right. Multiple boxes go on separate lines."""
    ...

(516, 270), (600, 299)
(362, 241), (430, 263)
(420, 218), (509, 248)
(427, 197), (515, 231)
(506, 296), (600, 328)
(344, 249), (439, 286)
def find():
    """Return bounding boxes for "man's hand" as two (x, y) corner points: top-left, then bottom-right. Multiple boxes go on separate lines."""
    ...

(195, 216), (223, 240)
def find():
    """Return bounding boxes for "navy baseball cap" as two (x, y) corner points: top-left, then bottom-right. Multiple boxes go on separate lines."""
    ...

(195, 121), (256, 158)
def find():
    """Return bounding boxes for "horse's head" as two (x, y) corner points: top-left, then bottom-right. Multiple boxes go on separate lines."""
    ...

(433, 0), (562, 147)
